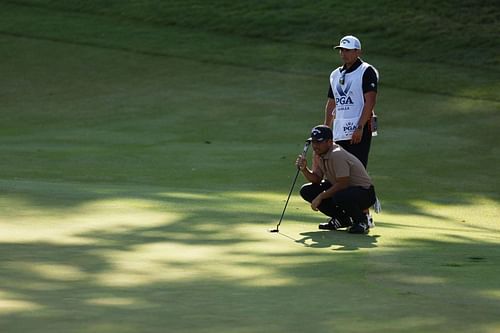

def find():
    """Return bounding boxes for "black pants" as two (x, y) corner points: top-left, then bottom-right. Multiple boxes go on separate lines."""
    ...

(336, 123), (372, 168)
(300, 181), (376, 224)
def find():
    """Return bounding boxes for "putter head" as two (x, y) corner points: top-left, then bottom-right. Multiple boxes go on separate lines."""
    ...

(269, 228), (279, 233)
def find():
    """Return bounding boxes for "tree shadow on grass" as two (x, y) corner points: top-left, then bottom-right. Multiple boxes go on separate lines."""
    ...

(1, 184), (500, 333)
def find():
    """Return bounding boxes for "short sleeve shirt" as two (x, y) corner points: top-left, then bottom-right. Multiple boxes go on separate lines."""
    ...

(317, 144), (373, 188)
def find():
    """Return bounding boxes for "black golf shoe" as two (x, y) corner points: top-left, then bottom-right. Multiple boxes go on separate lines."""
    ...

(318, 217), (352, 230)
(348, 221), (369, 234)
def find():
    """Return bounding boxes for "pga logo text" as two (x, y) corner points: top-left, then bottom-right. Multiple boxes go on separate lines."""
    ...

(336, 95), (354, 105)
(343, 121), (357, 132)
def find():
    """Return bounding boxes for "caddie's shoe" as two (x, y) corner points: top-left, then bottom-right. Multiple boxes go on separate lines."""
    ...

(319, 217), (352, 230)
(348, 221), (370, 234)
(366, 214), (375, 228)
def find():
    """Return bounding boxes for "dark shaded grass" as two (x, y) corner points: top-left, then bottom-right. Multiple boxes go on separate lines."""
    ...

(0, 182), (499, 333)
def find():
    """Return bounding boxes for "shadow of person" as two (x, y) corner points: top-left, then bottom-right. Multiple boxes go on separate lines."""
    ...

(295, 230), (379, 251)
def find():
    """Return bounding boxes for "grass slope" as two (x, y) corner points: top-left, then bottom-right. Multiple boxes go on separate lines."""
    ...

(1, 1), (499, 101)
(6, 0), (500, 67)
(0, 2), (499, 333)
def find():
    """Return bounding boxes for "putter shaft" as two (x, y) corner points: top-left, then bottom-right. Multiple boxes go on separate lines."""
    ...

(271, 140), (311, 232)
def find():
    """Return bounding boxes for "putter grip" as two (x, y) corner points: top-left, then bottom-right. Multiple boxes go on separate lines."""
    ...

(296, 141), (310, 170)
(301, 140), (311, 156)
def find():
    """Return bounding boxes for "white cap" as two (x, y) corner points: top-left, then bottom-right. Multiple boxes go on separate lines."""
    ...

(334, 35), (361, 50)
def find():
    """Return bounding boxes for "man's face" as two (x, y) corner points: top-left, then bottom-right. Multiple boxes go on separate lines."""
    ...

(312, 140), (332, 156)
(339, 48), (360, 65)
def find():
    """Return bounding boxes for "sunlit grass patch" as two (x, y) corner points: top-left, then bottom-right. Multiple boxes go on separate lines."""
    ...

(0, 290), (42, 315)
(0, 187), (182, 245)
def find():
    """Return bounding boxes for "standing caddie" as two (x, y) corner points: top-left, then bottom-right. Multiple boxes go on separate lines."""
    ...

(324, 35), (380, 225)
(324, 35), (379, 166)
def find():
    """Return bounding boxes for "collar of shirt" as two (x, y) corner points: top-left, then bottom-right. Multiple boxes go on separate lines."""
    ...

(320, 143), (341, 161)
(341, 58), (362, 73)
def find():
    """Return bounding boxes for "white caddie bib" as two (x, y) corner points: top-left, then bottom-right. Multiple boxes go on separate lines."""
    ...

(329, 62), (377, 141)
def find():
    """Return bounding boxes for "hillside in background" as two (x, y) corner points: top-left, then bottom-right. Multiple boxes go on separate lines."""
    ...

(5, 0), (500, 67)
(2, 0), (499, 102)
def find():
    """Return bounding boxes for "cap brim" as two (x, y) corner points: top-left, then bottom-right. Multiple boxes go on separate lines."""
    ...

(334, 45), (357, 50)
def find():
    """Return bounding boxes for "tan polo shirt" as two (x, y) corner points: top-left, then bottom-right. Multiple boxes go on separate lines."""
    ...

(317, 144), (373, 189)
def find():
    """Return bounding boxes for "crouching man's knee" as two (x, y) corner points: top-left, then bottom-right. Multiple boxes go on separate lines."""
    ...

(300, 183), (322, 203)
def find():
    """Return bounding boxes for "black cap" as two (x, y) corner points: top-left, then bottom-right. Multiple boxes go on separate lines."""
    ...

(308, 125), (333, 142)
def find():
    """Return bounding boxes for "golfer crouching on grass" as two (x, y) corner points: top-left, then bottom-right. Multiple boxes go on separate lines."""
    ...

(296, 125), (376, 234)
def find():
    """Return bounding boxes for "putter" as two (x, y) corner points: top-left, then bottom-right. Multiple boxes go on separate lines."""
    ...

(269, 139), (311, 233)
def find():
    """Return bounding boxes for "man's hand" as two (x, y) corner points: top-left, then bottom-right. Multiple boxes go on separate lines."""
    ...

(295, 155), (307, 170)
(311, 193), (323, 211)
(351, 128), (363, 144)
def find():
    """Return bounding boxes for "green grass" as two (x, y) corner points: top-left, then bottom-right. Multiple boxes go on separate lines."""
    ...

(6, 0), (500, 66)
(0, 1), (499, 332)
(1, 1), (499, 101)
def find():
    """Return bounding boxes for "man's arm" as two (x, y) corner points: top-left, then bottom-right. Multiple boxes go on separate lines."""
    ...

(350, 91), (377, 144)
(351, 66), (378, 144)
(324, 97), (336, 128)
(296, 154), (323, 184)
